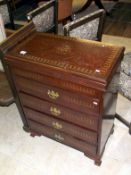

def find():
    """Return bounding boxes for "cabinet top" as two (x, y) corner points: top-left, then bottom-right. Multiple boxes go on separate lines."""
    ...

(6, 32), (124, 90)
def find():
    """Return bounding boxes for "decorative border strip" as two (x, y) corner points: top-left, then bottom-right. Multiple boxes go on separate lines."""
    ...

(11, 32), (121, 78)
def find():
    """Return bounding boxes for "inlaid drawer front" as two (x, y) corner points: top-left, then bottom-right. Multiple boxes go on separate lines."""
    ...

(20, 93), (98, 131)
(28, 120), (97, 155)
(24, 107), (97, 144)
(12, 67), (101, 98)
(15, 76), (100, 114)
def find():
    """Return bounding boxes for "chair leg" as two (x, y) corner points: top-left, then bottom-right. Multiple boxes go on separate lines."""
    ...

(115, 113), (131, 135)
(5, 0), (15, 29)
(75, 0), (110, 16)
(76, 0), (92, 13)
(94, 0), (110, 16)
(129, 123), (131, 135)
(62, 16), (72, 25)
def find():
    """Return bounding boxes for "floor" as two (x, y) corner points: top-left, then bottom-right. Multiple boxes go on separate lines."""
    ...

(0, 95), (131, 175)
(102, 34), (131, 53)
(104, 1), (131, 38)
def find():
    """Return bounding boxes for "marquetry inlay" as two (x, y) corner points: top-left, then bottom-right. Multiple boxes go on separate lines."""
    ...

(13, 68), (97, 97)
(5, 30), (124, 165)
(9, 33), (122, 79)
(15, 76), (98, 110)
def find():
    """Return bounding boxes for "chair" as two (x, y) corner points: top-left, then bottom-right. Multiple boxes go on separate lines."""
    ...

(57, 0), (72, 22)
(73, 0), (110, 16)
(27, 0), (58, 33)
(63, 9), (106, 41)
(0, 40), (14, 106)
(0, 0), (15, 29)
(115, 52), (131, 134)
(0, 0), (10, 24)
(0, 26), (15, 106)
(0, 71), (14, 106)
(0, 21), (35, 106)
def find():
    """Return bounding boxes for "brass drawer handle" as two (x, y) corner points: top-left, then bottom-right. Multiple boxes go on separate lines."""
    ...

(50, 107), (61, 116)
(52, 122), (62, 129)
(47, 90), (59, 100)
(54, 134), (64, 142)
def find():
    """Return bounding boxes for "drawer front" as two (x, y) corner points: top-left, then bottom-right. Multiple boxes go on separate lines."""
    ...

(12, 67), (101, 99)
(24, 107), (97, 144)
(20, 93), (98, 131)
(28, 120), (97, 155)
(15, 75), (100, 115)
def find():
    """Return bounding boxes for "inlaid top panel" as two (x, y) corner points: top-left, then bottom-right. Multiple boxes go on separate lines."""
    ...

(7, 32), (124, 82)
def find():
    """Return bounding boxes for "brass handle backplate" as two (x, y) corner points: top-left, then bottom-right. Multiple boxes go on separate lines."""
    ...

(50, 107), (61, 116)
(47, 90), (59, 100)
(54, 134), (64, 142)
(52, 122), (62, 130)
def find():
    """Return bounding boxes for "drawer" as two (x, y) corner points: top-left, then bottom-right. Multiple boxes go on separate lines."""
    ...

(28, 120), (97, 156)
(20, 93), (99, 131)
(24, 107), (97, 144)
(15, 75), (100, 115)
(12, 67), (101, 99)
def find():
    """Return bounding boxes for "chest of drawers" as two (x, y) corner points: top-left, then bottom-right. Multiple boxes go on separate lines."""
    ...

(4, 31), (124, 165)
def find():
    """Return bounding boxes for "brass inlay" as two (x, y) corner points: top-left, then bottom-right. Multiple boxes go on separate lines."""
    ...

(13, 68), (97, 97)
(54, 134), (64, 142)
(47, 90), (59, 100)
(13, 32), (121, 79)
(56, 44), (71, 55)
(50, 107), (61, 116)
(16, 47), (119, 77)
(52, 122), (62, 130)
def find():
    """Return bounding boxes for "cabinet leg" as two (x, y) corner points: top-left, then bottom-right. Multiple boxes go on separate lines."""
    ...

(95, 159), (102, 166)
(30, 132), (37, 137)
(84, 153), (102, 166)
(30, 131), (41, 137)
(23, 125), (30, 132)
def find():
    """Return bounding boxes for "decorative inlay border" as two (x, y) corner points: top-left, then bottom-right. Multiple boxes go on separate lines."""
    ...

(10, 32), (121, 78)
(16, 76), (97, 110)
(21, 94), (97, 128)
(13, 68), (97, 96)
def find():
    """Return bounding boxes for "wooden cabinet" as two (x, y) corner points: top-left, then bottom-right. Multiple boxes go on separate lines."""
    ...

(5, 31), (124, 165)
